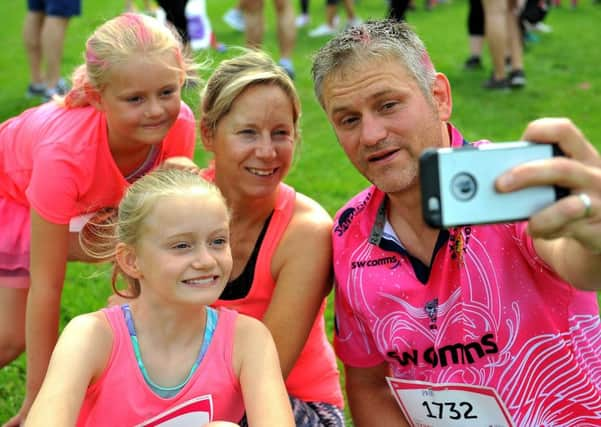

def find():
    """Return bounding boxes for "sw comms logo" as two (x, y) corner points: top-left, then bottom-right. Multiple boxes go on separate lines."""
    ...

(351, 256), (400, 269)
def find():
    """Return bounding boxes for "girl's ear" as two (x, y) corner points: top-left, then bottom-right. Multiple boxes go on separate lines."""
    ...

(86, 85), (104, 111)
(200, 118), (215, 152)
(115, 243), (142, 280)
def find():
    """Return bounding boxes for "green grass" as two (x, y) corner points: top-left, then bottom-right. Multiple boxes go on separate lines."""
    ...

(1, 0), (601, 423)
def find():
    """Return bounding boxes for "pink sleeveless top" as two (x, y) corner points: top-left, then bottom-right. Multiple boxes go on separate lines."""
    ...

(77, 306), (244, 426)
(204, 172), (343, 407)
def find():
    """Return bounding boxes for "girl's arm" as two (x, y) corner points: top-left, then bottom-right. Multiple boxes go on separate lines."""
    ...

(234, 315), (294, 427)
(19, 210), (71, 422)
(24, 312), (113, 426)
(262, 194), (334, 377)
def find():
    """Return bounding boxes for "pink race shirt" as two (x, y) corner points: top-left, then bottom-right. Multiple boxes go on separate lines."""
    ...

(0, 101), (195, 224)
(78, 306), (244, 426)
(333, 125), (601, 426)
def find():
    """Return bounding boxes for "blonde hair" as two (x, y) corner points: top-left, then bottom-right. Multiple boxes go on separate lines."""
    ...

(200, 49), (301, 139)
(63, 13), (200, 108)
(81, 169), (227, 298)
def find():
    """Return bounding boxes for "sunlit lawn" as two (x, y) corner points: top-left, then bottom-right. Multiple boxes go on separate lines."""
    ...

(1, 0), (600, 423)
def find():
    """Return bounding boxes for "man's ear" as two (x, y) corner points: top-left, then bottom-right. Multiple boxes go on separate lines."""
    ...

(431, 73), (453, 122)
(200, 118), (215, 152)
(115, 243), (142, 280)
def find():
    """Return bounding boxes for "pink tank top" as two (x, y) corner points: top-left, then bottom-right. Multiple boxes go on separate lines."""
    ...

(206, 176), (343, 407)
(77, 306), (244, 426)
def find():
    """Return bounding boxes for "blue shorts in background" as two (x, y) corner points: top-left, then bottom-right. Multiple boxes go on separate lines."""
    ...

(27, 0), (81, 17)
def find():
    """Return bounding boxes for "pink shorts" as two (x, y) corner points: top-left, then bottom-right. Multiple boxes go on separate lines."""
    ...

(0, 197), (31, 288)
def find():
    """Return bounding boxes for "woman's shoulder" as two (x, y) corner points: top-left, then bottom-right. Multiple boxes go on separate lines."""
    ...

(286, 192), (332, 242)
(269, 187), (333, 273)
(292, 191), (332, 227)
(274, 191), (332, 261)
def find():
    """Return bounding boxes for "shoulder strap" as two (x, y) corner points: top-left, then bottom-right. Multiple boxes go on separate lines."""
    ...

(253, 183), (296, 286)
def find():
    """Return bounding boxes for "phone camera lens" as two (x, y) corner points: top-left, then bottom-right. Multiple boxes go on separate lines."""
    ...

(427, 197), (440, 212)
(451, 172), (477, 201)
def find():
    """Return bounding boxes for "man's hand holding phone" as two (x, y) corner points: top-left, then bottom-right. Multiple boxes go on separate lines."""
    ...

(420, 141), (568, 228)
(420, 118), (601, 254)
(497, 118), (601, 255)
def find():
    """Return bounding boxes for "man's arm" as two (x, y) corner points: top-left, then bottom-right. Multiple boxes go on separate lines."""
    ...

(345, 363), (410, 427)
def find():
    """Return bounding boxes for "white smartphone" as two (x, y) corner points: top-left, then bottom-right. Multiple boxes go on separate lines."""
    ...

(419, 142), (569, 228)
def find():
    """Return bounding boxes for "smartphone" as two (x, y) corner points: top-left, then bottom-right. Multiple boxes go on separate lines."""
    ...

(419, 142), (569, 228)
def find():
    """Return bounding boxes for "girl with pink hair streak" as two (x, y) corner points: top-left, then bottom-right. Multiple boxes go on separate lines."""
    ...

(0, 13), (199, 426)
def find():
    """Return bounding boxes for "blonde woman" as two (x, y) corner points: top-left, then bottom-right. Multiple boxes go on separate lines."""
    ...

(200, 50), (345, 426)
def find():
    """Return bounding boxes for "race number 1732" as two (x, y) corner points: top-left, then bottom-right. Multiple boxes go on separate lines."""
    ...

(386, 377), (515, 427)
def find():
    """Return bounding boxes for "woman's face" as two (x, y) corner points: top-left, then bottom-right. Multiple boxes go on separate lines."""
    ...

(203, 84), (297, 198)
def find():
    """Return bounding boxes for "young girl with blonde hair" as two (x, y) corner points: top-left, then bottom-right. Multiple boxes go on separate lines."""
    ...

(25, 169), (293, 427)
(0, 13), (198, 426)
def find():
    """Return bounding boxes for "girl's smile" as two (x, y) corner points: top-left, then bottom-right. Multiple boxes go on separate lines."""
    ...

(126, 193), (232, 307)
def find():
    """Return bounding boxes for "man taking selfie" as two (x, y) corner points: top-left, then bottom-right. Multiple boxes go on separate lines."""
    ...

(312, 19), (601, 427)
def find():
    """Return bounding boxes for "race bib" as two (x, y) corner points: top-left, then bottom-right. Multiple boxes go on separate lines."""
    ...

(135, 395), (212, 426)
(386, 377), (514, 427)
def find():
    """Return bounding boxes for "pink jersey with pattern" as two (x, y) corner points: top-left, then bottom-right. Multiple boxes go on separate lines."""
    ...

(333, 125), (601, 426)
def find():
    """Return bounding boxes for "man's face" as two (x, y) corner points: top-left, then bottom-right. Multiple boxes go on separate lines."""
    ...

(322, 58), (451, 194)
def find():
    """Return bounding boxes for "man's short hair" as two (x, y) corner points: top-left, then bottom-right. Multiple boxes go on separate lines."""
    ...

(311, 20), (436, 107)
